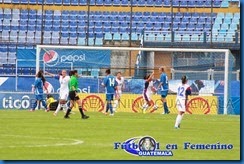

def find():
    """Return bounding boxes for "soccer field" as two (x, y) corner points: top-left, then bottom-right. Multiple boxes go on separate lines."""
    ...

(0, 110), (240, 160)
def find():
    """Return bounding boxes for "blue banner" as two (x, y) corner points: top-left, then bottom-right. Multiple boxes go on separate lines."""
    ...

(16, 49), (36, 67)
(41, 49), (111, 68)
(17, 49), (111, 68)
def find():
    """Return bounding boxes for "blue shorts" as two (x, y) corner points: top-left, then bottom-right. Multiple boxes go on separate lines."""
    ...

(106, 94), (114, 101)
(35, 94), (44, 100)
(161, 91), (168, 98)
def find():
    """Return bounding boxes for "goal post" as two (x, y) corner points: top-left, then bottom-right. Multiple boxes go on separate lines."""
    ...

(36, 45), (234, 115)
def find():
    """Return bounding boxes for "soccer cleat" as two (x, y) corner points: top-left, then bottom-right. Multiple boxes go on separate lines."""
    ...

(174, 126), (179, 129)
(104, 112), (108, 115)
(29, 109), (35, 112)
(82, 115), (89, 119)
(64, 116), (70, 119)
(142, 110), (146, 114)
(110, 113), (114, 116)
(53, 112), (57, 116)
(45, 109), (50, 112)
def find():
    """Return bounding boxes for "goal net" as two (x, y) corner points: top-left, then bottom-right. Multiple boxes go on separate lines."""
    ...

(36, 45), (235, 114)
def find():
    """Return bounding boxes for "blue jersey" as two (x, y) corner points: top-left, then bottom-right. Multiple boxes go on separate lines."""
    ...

(33, 78), (44, 95)
(160, 73), (169, 91)
(103, 75), (117, 94)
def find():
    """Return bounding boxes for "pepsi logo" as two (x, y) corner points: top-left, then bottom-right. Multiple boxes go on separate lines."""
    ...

(43, 50), (59, 66)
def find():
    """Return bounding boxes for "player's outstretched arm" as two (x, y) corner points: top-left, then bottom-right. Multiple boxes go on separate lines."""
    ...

(45, 71), (55, 77)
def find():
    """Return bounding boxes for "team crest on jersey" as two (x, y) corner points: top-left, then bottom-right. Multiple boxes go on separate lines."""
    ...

(43, 50), (59, 66)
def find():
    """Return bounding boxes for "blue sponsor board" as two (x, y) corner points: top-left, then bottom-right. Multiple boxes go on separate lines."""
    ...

(17, 49), (111, 68)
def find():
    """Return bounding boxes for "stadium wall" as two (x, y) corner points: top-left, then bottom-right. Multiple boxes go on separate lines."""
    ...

(0, 92), (239, 115)
(0, 77), (240, 115)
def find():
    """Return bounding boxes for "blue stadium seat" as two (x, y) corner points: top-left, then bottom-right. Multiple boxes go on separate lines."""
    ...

(163, 0), (170, 6)
(80, 0), (87, 5)
(12, 0), (20, 3)
(104, 0), (112, 5)
(90, 0), (95, 5)
(188, 0), (195, 7)
(63, 0), (70, 5)
(45, 0), (54, 4)
(20, 0), (28, 4)
(190, 17), (198, 23)
(187, 24), (195, 31)
(204, 0), (211, 7)
(121, 0), (128, 6)
(192, 12), (200, 18)
(112, 0), (120, 5)
(113, 33), (121, 41)
(104, 33), (112, 40)
(138, 0), (145, 6)
(198, 17), (206, 23)
(78, 37), (86, 45)
(213, 0), (222, 7)
(54, 0), (62, 5)
(180, 0), (187, 7)
(71, 0), (79, 5)
(121, 33), (129, 40)
(95, 33), (103, 46)
(146, 0), (154, 6)
(155, 0), (162, 6)
(37, 0), (43, 4)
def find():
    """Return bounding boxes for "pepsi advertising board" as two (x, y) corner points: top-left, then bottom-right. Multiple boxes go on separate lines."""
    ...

(17, 49), (111, 68)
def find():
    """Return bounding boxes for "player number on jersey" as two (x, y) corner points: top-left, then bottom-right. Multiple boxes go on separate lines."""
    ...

(109, 78), (115, 87)
(177, 86), (185, 97)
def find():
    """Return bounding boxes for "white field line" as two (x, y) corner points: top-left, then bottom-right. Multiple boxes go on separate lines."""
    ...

(0, 134), (84, 148)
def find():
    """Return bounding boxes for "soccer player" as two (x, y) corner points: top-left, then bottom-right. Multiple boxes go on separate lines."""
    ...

(30, 70), (48, 112)
(113, 72), (124, 112)
(141, 72), (156, 113)
(174, 75), (191, 129)
(64, 70), (89, 119)
(102, 69), (117, 116)
(45, 70), (70, 116)
(157, 66), (170, 114)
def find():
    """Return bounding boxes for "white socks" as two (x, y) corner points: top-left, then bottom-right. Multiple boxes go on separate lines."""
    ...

(113, 100), (119, 111)
(55, 103), (68, 114)
(175, 114), (183, 127)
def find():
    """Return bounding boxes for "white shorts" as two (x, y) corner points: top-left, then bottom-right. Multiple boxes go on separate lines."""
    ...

(176, 98), (187, 112)
(59, 91), (69, 100)
(143, 92), (152, 102)
(115, 90), (122, 99)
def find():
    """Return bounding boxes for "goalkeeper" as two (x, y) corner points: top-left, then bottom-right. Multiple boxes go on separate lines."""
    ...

(174, 75), (191, 129)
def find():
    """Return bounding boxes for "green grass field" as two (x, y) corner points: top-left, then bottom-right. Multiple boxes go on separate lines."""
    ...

(0, 110), (240, 160)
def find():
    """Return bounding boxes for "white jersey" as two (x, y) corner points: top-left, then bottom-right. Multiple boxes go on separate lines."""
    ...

(59, 76), (70, 93)
(176, 83), (190, 100)
(176, 83), (190, 112)
(116, 77), (124, 92)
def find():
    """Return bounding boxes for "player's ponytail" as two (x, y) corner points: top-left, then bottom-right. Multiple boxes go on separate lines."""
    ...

(181, 75), (188, 84)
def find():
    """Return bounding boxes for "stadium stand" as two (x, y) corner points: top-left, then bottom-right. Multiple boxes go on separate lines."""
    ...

(0, 0), (240, 75)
